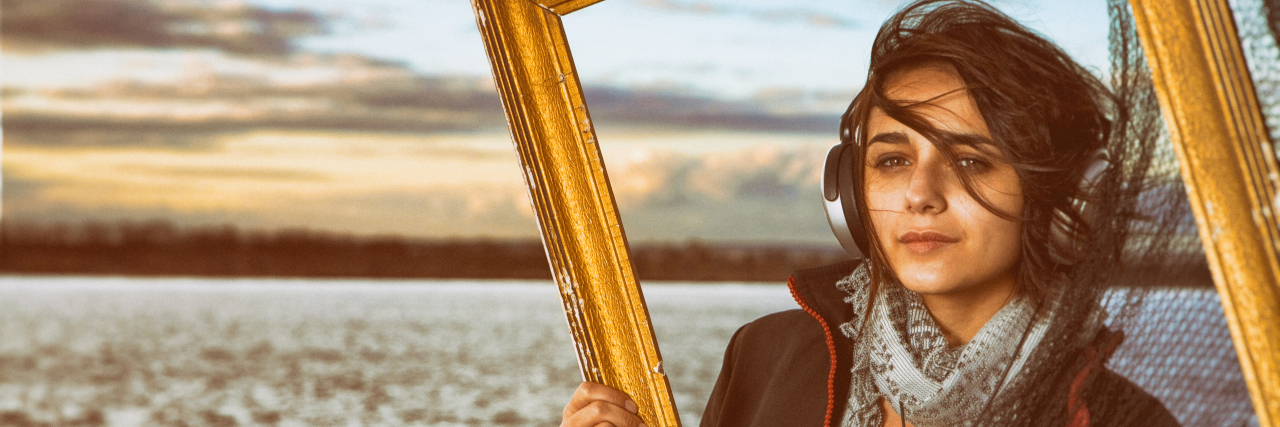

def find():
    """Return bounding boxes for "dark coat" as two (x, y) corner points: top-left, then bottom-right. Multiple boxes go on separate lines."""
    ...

(700, 260), (1179, 427)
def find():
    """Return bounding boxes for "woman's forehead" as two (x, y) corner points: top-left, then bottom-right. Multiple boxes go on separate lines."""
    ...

(867, 80), (992, 139)
(883, 64), (968, 103)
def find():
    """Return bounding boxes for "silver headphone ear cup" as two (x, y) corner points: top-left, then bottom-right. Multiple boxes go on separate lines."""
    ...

(1050, 149), (1111, 264)
(823, 144), (867, 258)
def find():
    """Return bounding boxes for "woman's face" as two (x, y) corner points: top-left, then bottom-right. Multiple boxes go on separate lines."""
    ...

(864, 64), (1024, 298)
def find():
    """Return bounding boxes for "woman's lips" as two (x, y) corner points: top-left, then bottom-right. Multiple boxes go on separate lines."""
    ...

(899, 230), (960, 253)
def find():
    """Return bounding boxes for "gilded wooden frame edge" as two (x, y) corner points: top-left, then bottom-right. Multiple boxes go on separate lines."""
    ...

(1130, 0), (1280, 424)
(534, 0), (608, 15)
(468, 0), (681, 425)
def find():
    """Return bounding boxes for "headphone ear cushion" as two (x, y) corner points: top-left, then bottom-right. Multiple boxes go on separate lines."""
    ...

(1050, 149), (1111, 264)
(823, 144), (869, 258)
(841, 147), (871, 256)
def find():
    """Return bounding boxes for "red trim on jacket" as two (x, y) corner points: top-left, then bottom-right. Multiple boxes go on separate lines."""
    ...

(787, 275), (838, 427)
(1067, 329), (1125, 427)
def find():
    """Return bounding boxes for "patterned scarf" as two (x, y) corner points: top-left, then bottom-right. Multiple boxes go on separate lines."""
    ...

(836, 262), (1086, 427)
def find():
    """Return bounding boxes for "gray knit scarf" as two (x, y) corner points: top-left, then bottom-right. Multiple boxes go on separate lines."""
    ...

(836, 261), (1081, 427)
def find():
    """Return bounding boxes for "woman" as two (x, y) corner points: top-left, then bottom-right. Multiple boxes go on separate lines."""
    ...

(563, 1), (1182, 425)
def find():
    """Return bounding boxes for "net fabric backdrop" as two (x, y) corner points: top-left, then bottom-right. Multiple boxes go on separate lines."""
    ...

(1239, 0), (1280, 160)
(1086, 0), (1271, 425)
(1104, 289), (1256, 426)
(962, 1), (1261, 425)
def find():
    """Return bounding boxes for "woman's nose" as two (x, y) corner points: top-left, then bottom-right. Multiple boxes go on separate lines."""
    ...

(904, 160), (948, 214)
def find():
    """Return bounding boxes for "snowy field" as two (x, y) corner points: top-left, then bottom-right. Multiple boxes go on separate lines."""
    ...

(0, 277), (1256, 427)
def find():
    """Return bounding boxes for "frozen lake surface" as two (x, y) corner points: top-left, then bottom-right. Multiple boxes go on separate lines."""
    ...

(0, 276), (1255, 426)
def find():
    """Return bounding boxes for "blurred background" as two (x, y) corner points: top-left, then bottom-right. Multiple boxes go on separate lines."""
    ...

(1, 1), (1257, 426)
(0, 0), (1113, 280)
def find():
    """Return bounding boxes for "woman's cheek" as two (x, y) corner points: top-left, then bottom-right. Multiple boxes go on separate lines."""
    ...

(969, 201), (1024, 273)
(864, 191), (898, 251)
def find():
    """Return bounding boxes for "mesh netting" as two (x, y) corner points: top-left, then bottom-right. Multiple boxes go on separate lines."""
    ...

(1094, 0), (1280, 424)
(1042, 1), (1260, 425)
(1235, 0), (1280, 159)
(1104, 288), (1256, 426)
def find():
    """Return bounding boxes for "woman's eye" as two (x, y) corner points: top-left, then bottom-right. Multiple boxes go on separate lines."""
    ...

(877, 157), (910, 168)
(957, 158), (989, 170)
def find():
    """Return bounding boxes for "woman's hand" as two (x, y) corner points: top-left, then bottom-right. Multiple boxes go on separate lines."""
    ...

(561, 382), (646, 427)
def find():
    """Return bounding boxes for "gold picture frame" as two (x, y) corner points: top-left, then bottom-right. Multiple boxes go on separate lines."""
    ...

(468, 0), (681, 425)
(469, 0), (1280, 425)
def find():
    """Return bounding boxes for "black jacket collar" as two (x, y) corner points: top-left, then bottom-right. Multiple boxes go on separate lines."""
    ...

(786, 259), (862, 427)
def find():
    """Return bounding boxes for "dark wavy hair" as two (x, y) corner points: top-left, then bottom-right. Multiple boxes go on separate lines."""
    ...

(842, 0), (1115, 305)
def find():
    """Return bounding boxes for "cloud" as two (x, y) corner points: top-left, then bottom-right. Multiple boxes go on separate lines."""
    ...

(0, 0), (846, 246)
(635, 0), (730, 14)
(4, 61), (841, 149)
(1, 131), (536, 238)
(603, 143), (834, 243)
(608, 145), (819, 206)
(584, 86), (840, 133)
(126, 164), (329, 182)
(2, 0), (325, 54)
(2, 59), (510, 144)
(3, 2), (848, 143)
(4, 132), (841, 244)
(632, 0), (861, 29)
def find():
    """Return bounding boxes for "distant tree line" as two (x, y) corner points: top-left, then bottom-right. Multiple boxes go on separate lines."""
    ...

(0, 221), (851, 282)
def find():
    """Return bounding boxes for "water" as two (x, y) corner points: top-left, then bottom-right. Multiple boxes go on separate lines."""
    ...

(0, 277), (1255, 426)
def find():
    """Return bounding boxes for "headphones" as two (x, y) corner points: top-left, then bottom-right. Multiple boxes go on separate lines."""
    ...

(821, 140), (1111, 262)
(822, 142), (870, 258)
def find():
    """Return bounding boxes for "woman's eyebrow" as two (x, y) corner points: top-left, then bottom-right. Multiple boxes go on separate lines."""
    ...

(867, 131), (910, 146)
(867, 131), (995, 148)
(936, 133), (998, 149)
(960, 135), (997, 147)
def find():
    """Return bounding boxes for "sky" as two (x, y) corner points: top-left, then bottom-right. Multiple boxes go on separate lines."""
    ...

(2, 0), (1112, 245)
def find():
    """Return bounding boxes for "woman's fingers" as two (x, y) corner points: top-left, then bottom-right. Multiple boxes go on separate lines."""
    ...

(562, 382), (644, 427)
(565, 382), (638, 415)
(562, 401), (645, 427)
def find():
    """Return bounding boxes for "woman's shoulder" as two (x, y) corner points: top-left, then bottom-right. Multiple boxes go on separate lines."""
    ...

(726, 310), (830, 360)
(1086, 368), (1181, 427)
(739, 309), (817, 334)
(701, 309), (835, 427)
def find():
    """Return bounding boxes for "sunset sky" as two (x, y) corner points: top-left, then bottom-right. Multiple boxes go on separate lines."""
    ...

(2, 0), (1110, 245)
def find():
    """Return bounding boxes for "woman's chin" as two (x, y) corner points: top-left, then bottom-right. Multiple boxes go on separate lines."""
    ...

(890, 254), (959, 293)
(894, 261), (992, 297)
(895, 264), (1018, 301)
(895, 268), (960, 296)
(898, 277), (965, 296)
